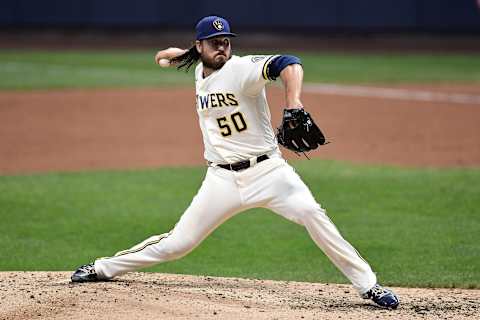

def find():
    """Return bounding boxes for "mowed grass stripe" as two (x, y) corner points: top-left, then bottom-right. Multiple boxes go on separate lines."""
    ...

(0, 160), (479, 288)
(0, 50), (192, 90)
(0, 50), (479, 90)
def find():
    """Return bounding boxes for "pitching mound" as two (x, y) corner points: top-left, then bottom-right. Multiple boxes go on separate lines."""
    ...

(1, 272), (479, 320)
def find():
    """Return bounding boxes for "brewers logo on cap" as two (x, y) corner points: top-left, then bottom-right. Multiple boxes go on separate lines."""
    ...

(196, 16), (236, 40)
(213, 19), (224, 31)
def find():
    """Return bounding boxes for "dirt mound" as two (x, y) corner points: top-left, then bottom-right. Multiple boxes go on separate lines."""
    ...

(1, 272), (478, 320)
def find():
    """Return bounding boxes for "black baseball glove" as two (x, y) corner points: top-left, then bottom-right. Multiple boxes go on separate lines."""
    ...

(276, 108), (327, 153)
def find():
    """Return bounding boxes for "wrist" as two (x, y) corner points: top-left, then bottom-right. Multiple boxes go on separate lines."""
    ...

(285, 105), (303, 109)
(285, 97), (303, 109)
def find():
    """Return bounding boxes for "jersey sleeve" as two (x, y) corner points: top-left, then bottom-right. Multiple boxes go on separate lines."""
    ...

(239, 55), (280, 96)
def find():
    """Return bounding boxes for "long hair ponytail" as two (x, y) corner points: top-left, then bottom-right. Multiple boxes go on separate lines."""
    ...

(170, 44), (200, 72)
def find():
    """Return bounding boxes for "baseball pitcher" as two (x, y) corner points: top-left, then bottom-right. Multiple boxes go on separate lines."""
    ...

(72, 15), (399, 309)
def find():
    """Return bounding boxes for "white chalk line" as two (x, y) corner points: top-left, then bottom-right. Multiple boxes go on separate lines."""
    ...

(303, 83), (480, 105)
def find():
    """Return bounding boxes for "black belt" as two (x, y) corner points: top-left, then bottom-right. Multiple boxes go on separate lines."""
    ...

(217, 154), (269, 171)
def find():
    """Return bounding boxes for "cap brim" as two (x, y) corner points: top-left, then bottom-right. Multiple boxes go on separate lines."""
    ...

(198, 32), (237, 40)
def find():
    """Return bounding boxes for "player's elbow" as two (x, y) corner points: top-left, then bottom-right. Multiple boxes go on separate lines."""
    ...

(282, 63), (303, 74)
(279, 63), (304, 87)
(267, 55), (302, 80)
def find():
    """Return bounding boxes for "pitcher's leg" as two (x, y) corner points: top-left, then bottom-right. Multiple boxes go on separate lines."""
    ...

(265, 163), (377, 294)
(94, 168), (242, 279)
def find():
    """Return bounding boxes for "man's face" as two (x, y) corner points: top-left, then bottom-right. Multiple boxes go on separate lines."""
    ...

(196, 36), (232, 70)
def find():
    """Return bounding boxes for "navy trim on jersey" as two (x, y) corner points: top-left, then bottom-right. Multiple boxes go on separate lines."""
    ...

(262, 55), (279, 81)
(267, 55), (302, 81)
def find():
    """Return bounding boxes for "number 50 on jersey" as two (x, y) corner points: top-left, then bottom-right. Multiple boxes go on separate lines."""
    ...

(216, 112), (248, 137)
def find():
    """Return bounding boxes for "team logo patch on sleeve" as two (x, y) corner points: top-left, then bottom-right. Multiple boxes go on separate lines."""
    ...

(213, 19), (224, 31)
(251, 56), (267, 63)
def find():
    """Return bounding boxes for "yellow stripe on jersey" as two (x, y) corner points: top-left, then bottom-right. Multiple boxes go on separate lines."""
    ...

(262, 55), (279, 81)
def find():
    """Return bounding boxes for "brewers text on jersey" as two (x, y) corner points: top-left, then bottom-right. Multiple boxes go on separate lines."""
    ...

(196, 93), (239, 110)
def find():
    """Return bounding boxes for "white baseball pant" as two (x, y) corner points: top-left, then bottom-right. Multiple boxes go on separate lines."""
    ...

(94, 157), (377, 293)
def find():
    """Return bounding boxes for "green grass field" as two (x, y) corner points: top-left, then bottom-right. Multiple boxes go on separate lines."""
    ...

(0, 50), (479, 90)
(1, 161), (479, 288)
(1, 49), (479, 288)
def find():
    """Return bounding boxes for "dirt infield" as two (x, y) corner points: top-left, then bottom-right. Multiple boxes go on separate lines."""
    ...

(1, 272), (479, 320)
(1, 84), (480, 175)
(1, 85), (480, 319)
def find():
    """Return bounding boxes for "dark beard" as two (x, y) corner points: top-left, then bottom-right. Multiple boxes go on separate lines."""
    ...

(201, 53), (231, 70)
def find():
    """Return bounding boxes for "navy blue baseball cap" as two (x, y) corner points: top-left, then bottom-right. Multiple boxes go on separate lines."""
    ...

(196, 15), (237, 40)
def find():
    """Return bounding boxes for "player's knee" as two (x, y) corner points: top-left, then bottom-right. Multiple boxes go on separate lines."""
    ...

(280, 202), (323, 225)
(162, 237), (198, 260)
(296, 201), (325, 223)
(278, 194), (323, 224)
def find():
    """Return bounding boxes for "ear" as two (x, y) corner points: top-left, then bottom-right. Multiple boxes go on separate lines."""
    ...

(195, 40), (202, 54)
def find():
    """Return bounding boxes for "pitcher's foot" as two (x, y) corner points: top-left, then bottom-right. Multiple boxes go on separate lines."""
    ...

(362, 284), (399, 309)
(71, 263), (98, 283)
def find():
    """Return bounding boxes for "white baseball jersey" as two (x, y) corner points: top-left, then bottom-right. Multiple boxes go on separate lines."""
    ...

(93, 52), (378, 296)
(194, 55), (281, 164)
